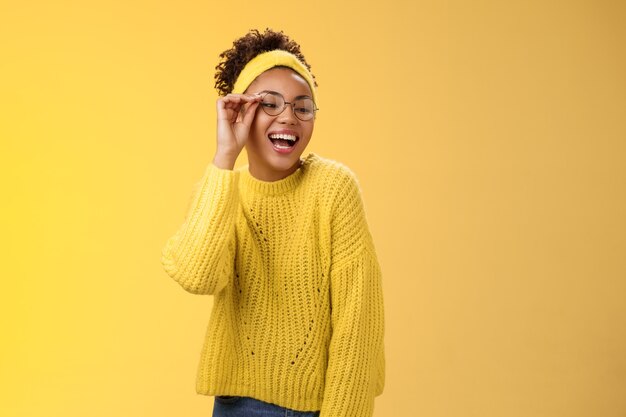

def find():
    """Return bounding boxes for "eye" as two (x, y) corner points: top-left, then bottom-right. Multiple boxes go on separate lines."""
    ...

(294, 99), (315, 114)
(262, 102), (278, 108)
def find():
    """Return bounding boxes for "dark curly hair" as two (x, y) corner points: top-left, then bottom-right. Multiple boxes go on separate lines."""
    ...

(214, 28), (318, 97)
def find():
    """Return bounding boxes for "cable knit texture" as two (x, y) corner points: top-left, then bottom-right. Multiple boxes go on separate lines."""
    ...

(161, 152), (385, 416)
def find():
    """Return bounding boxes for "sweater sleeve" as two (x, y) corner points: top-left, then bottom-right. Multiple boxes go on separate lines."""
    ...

(320, 170), (386, 417)
(160, 162), (239, 295)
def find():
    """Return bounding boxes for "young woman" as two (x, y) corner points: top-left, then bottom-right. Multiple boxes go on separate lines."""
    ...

(161, 28), (385, 417)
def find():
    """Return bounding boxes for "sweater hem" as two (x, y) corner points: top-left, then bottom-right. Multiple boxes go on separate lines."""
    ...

(197, 380), (323, 412)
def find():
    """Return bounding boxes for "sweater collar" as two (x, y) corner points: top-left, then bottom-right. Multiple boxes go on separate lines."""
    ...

(238, 152), (318, 196)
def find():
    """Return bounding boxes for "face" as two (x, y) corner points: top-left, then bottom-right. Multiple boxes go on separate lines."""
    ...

(243, 67), (315, 181)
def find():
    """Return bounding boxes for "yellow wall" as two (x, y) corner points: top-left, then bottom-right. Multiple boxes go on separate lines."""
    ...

(1, 1), (625, 416)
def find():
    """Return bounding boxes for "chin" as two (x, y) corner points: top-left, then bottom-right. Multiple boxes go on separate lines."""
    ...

(267, 153), (300, 169)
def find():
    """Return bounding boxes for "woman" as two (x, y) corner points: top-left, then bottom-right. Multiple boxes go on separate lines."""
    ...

(161, 28), (385, 417)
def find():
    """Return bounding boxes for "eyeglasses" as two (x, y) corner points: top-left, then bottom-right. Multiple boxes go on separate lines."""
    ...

(258, 91), (319, 121)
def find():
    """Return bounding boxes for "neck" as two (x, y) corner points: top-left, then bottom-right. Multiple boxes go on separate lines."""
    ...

(248, 158), (303, 182)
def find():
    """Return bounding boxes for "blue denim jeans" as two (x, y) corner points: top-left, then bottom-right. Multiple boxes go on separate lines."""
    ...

(212, 395), (321, 417)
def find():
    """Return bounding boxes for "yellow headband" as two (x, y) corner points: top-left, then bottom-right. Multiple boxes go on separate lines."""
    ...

(231, 49), (318, 105)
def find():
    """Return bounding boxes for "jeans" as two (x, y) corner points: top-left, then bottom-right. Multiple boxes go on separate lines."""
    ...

(212, 395), (321, 417)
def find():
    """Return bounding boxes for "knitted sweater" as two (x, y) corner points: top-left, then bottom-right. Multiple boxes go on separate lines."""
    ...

(161, 152), (385, 417)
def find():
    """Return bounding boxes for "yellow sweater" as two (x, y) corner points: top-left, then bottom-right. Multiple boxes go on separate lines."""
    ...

(161, 152), (385, 416)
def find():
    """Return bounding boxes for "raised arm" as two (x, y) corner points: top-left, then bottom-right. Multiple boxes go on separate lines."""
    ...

(161, 92), (262, 295)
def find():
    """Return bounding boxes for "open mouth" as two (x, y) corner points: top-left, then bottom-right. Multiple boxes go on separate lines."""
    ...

(268, 133), (299, 149)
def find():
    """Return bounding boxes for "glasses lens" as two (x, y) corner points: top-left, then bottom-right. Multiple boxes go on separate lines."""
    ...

(293, 98), (316, 120)
(260, 93), (283, 116)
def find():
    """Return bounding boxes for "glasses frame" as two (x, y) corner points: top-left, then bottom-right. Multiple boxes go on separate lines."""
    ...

(257, 90), (319, 121)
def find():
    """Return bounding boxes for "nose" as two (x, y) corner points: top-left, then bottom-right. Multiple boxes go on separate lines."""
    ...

(277, 103), (298, 124)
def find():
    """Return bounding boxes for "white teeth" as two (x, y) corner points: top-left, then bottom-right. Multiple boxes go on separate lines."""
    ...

(269, 133), (297, 142)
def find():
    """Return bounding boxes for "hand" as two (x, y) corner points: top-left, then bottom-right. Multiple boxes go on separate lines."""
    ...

(215, 93), (263, 158)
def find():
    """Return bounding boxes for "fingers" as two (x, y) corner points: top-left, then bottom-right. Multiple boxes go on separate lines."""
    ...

(217, 93), (263, 114)
(241, 100), (261, 126)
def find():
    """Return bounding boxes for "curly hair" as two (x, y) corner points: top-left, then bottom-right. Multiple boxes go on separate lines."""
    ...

(214, 28), (318, 97)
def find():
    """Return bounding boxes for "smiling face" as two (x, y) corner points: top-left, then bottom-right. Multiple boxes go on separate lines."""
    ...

(243, 67), (315, 181)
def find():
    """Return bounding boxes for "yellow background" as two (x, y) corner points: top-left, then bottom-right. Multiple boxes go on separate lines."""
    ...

(1, 1), (625, 416)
